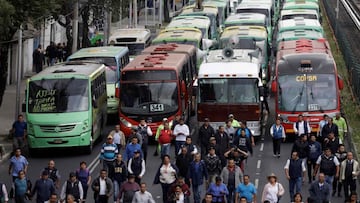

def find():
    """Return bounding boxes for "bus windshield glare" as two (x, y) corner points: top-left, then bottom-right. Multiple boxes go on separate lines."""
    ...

(199, 78), (259, 103)
(120, 82), (179, 115)
(28, 79), (89, 113)
(278, 74), (337, 112)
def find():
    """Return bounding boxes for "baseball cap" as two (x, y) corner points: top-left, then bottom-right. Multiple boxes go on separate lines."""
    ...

(162, 118), (168, 122)
(228, 114), (234, 118)
(209, 137), (216, 141)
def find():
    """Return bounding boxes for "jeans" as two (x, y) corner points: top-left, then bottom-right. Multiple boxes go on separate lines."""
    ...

(113, 180), (122, 201)
(192, 184), (202, 203)
(13, 137), (25, 151)
(161, 183), (173, 203)
(161, 143), (171, 157)
(227, 184), (235, 203)
(325, 175), (334, 186)
(289, 177), (302, 201)
(175, 141), (185, 156)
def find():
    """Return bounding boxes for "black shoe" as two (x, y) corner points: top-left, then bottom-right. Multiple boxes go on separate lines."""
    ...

(332, 191), (336, 196)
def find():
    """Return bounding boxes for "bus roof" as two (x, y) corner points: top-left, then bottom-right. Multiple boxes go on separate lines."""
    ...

(30, 62), (105, 80)
(206, 49), (260, 64)
(142, 44), (197, 55)
(152, 28), (202, 44)
(277, 39), (332, 57)
(280, 9), (319, 20)
(276, 29), (324, 43)
(278, 18), (323, 33)
(282, 1), (319, 11)
(109, 28), (151, 43)
(68, 46), (129, 59)
(123, 53), (189, 71)
(198, 62), (260, 78)
(167, 16), (211, 29)
(236, 2), (272, 10)
(221, 26), (267, 39)
(226, 13), (267, 23)
(181, 5), (219, 15)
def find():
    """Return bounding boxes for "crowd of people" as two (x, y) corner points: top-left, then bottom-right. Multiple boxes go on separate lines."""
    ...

(2, 112), (360, 203)
(32, 42), (70, 73)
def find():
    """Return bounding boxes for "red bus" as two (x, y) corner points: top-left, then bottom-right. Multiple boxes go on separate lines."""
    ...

(271, 39), (344, 135)
(119, 51), (197, 136)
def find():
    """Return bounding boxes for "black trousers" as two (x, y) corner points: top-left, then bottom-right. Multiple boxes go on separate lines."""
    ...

(272, 138), (282, 155)
(95, 195), (109, 203)
(343, 178), (357, 199)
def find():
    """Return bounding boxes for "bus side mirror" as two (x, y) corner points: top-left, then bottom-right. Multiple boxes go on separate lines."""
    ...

(115, 81), (120, 98)
(338, 76), (344, 90)
(271, 80), (277, 93)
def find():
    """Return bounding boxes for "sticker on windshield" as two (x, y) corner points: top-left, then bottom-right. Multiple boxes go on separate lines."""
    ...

(150, 104), (164, 112)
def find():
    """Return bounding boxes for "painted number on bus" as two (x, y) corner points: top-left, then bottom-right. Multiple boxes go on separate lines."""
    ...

(150, 104), (164, 112)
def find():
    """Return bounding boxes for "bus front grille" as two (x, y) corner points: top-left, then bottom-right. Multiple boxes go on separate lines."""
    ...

(39, 125), (76, 133)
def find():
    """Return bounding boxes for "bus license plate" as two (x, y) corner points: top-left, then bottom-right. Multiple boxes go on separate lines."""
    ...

(150, 104), (164, 112)
(53, 139), (63, 144)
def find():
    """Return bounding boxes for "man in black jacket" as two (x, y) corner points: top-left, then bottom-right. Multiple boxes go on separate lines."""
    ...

(176, 146), (193, 187)
(198, 118), (215, 157)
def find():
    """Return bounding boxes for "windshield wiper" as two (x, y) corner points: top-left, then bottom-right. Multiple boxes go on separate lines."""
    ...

(291, 84), (305, 114)
(310, 85), (324, 113)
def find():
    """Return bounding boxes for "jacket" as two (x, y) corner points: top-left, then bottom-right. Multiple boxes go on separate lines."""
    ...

(188, 160), (208, 186)
(308, 181), (331, 202)
(220, 165), (243, 186)
(340, 159), (360, 181)
(91, 176), (113, 199)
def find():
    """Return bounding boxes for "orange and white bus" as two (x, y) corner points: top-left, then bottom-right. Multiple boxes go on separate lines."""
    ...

(271, 39), (344, 135)
(118, 51), (197, 136)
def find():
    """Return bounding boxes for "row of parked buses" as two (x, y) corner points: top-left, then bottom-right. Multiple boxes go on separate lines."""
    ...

(22, 0), (344, 154)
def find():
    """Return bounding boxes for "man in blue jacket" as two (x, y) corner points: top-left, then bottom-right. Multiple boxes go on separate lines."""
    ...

(307, 134), (322, 183)
(308, 173), (331, 203)
(188, 153), (208, 203)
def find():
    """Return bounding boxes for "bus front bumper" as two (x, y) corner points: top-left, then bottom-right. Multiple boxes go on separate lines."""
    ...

(27, 131), (91, 149)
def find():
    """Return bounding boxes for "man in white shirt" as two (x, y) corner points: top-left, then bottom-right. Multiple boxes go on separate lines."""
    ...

(131, 183), (155, 203)
(173, 117), (190, 157)
(293, 114), (311, 137)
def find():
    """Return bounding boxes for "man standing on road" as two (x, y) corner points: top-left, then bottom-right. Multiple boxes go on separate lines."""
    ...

(131, 183), (155, 203)
(221, 159), (243, 203)
(314, 148), (340, 187)
(284, 151), (306, 201)
(293, 114), (311, 137)
(307, 134), (322, 184)
(308, 173), (331, 203)
(188, 153), (208, 203)
(41, 160), (61, 190)
(100, 135), (118, 180)
(31, 171), (55, 203)
(137, 118), (152, 162)
(204, 146), (222, 186)
(113, 154), (127, 202)
(60, 172), (83, 203)
(173, 117), (190, 157)
(333, 112), (348, 142)
(124, 137), (142, 162)
(127, 150), (146, 185)
(9, 148), (28, 181)
(270, 117), (286, 158)
(109, 125), (126, 152)
(234, 175), (257, 203)
(199, 118), (215, 157)
(11, 114), (27, 152)
(340, 151), (360, 199)
(214, 125), (230, 168)
(92, 169), (113, 203)
(117, 174), (139, 203)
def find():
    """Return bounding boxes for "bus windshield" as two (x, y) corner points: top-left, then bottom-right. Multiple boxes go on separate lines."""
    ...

(105, 66), (117, 84)
(28, 79), (89, 113)
(278, 74), (337, 112)
(199, 78), (259, 103)
(120, 82), (179, 115)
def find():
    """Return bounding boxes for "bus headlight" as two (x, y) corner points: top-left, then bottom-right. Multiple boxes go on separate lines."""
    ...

(83, 119), (89, 131)
(120, 117), (133, 128)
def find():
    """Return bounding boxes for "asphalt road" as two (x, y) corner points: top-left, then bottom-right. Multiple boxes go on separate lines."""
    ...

(0, 100), (348, 203)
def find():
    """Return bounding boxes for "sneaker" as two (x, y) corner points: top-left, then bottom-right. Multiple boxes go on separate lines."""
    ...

(273, 154), (277, 157)
(277, 154), (281, 158)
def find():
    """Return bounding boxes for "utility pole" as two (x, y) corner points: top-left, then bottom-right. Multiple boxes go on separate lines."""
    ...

(72, 0), (79, 53)
(15, 25), (23, 120)
(133, 0), (138, 27)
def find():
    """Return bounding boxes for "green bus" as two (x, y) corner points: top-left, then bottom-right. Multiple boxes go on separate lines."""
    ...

(166, 16), (212, 39)
(25, 62), (107, 155)
(67, 46), (130, 116)
(152, 27), (204, 49)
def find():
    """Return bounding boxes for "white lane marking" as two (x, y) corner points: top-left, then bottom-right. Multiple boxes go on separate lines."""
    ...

(255, 178), (259, 189)
(257, 160), (261, 169)
(260, 143), (264, 152)
(88, 153), (100, 174)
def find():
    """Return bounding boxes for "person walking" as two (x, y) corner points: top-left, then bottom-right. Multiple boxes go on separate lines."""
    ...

(234, 175), (257, 203)
(0, 181), (9, 203)
(270, 118), (286, 158)
(333, 112), (348, 142)
(180, 136), (198, 156)
(124, 136), (142, 162)
(207, 176), (228, 203)
(117, 174), (139, 203)
(44, 193), (59, 203)
(9, 148), (28, 181)
(313, 148), (340, 186)
(188, 153), (208, 203)
(284, 151), (306, 201)
(41, 160), (61, 189)
(92, 169), (113, 203)
(204, 146), (222, 186)
(291, 134), (309, 166)
(154, 118), (169, 156)
(220, 159), (243, 203)
(321, 117), (339, 140)
(291, 193), (304, 203)
(112, 154), (127, 202)
(340, 151), (360, 199)
(10, 115), (27, 152)
(317, 114), (328, 140)
(127, 150), (146, 185)
(60, 172), (83, 203)
(31, 171), (55, 203)
(214, 125), (230, 167)
(100, 135), (118, 180)
(308, 173), (331, 203)
(13, 170), (31, 203)
(46, 42), (58, 66)
(307, 134), (322, 183)
(228, 114), (241, 128)
(158, 122), (173, 157)
(75, 161), (91, 202)
(293, 114), (311, 137)
(176, 146), (193, 187)
(261, 173), (285, 203)
(153, 155), (179, 202)
(323, 132), (341, 155)
(131, 183), (155, 203)
(173, 117), (190, 157)
(33, 45), (44, 73)
(333, 144), (347, 197)
(225, 119), (236, 144)
(198, 118), (215, 157)
(109, 125), (126, 152)
(233, 129), (252, 172)
(137, 118), (153, 162)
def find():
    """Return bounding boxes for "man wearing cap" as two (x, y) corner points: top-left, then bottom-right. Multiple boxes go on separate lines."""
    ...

(60, 172), (83, 203)
(92, 169), (113, 203)
(228, 114), (241, 128)
(117, 174), (140, 203)
(127, 150), (146, 185)
(100, 135), (118, 180)
(31, 171), (55, 203)
(207, 176), (228, 203)
(173, 117), (190, 157)
(137, 118), (153, 162)
(199, 118), (215, 157)
(124, 136), (142, 162)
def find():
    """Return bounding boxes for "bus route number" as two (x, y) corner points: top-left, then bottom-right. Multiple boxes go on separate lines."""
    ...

(150, 104), (164, 112)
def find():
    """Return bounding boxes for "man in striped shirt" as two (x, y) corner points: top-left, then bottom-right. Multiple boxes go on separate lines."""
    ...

(100, 135), (118, 180)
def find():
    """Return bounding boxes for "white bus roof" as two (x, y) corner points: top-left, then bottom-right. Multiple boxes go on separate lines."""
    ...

(278, 18), (322, 30)
(225, 13), (267, 23)
(109, 28), (151, 43)
(167, 16), (211, 29)
(206, 49), (260, 64)
(198, 62), (260, 78)
(236, 2), (272, 10)
(31, 62), (105, 79)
